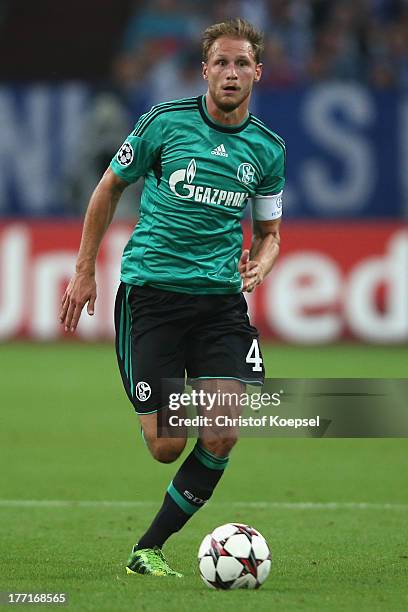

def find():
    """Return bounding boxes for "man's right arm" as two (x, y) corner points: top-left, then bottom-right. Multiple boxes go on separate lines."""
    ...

(59, 168), (128, 332)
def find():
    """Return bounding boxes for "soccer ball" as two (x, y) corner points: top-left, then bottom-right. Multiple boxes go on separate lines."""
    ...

(198, 523), (271, 589)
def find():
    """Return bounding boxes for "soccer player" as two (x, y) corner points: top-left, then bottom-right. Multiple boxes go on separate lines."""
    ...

(60, 18), (285, 577)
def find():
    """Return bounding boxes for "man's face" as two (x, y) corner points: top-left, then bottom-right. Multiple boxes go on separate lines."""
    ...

(202, 36), (262, 112)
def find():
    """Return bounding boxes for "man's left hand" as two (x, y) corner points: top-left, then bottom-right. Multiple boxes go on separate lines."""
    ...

(238, 249), (265, 293)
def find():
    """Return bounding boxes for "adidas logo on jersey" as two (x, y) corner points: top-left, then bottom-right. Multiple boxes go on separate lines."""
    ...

(211, 144), (228, 157)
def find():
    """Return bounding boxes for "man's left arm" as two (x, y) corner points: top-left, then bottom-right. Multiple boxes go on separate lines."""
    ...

(239, 136), (285, 293)
(239, 218), (281, 293)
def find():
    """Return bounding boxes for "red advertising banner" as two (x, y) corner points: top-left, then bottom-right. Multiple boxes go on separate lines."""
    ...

(0, 221), (407, 343)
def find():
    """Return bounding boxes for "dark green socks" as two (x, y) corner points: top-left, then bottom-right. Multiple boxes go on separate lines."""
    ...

(136, 442), (229, 550)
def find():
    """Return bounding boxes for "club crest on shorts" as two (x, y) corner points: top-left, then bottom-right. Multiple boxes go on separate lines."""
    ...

(117, 141), (134, 166)
(135, 381), (151, 401)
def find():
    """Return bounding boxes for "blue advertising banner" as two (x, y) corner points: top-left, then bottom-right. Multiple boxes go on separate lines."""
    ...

(0, 83), (406, 218)
(255, 84), (406, 219)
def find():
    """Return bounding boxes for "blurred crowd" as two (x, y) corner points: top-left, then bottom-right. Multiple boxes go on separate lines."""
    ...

(113, 0), (408, 106)
(64, 0), (407, 217)
(2, 0), (405, 218)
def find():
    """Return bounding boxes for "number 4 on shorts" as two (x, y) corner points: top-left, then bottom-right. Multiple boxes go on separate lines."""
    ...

(246, 338), (263, 372)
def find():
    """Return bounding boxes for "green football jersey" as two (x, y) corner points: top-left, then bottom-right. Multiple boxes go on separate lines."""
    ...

(110, 95), (285, 294)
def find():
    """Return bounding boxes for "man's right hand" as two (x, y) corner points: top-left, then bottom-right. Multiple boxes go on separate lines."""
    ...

(59, 272), (97, 332)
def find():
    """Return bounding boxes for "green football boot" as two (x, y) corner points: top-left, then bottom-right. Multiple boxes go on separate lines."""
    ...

(126, 546), (183, 577)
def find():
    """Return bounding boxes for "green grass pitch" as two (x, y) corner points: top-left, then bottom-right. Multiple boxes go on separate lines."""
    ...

(1, 343), (407, 611)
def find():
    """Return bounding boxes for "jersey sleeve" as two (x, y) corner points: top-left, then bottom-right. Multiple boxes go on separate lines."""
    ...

(110, 111), (163, 183)
(251, 139), (285, 221)
(256, 140), (286, 196)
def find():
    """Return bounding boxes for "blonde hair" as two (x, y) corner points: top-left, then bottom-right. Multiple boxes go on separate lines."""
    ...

(202, 18), (264, 64)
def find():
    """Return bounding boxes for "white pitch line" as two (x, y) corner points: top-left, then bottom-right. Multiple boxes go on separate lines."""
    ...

(0, 500), (407, 510)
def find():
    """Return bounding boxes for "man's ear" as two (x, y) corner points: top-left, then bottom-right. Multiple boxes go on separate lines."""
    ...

(254, 63), (263, 83)
(202, 62), (208, 80)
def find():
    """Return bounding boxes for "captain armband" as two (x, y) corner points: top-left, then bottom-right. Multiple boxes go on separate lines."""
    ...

(250, 190), (283, 221)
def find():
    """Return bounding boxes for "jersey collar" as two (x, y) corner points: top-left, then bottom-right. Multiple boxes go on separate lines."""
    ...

(197, 95), (251, 134)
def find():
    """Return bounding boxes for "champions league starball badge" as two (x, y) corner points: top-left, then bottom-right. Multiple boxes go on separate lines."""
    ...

(117, 141), (134, 166)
